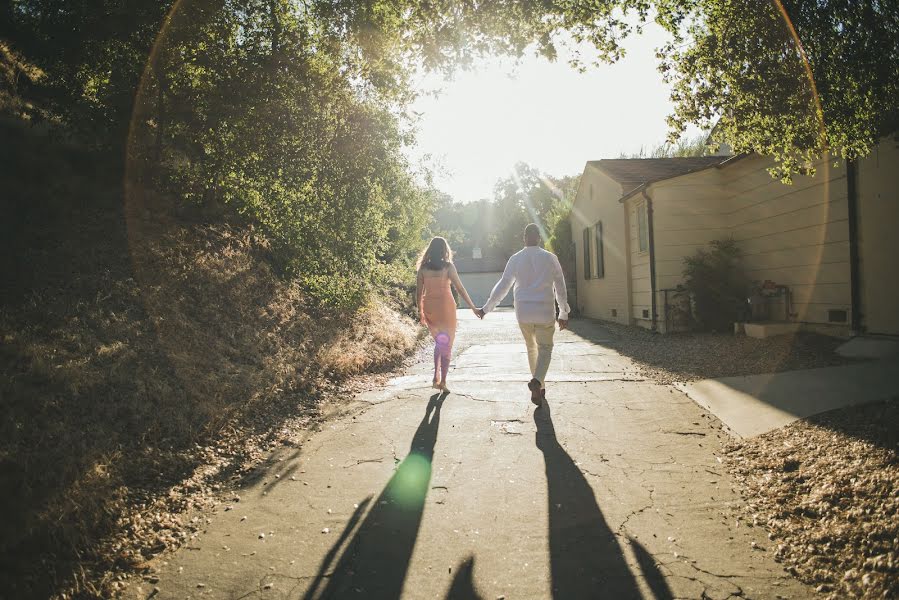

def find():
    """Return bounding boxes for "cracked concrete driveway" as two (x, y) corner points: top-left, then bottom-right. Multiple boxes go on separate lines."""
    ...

(126, 310), (812, 600)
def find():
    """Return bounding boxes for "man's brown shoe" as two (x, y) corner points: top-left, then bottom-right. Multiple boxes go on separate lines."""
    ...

(528, 378), (542, 406)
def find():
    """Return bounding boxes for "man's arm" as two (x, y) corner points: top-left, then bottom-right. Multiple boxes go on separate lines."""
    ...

(551, 254), (570, 322)
(481, 256), (517, 315)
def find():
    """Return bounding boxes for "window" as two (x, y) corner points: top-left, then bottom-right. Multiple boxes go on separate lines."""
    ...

(582, 222), (605, 280)
(828, 309), (848, 323)
(637, 201), (649, 253)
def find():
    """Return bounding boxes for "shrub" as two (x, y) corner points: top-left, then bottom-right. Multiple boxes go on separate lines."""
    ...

(682, 239), (749, 331)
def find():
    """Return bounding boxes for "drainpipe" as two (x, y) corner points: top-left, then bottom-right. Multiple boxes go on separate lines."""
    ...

(642, 189), (659, 332)
(847, 158), (862, 334)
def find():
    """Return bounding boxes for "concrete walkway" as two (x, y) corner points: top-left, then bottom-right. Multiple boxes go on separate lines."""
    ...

(126, 311), (810, 599)
(677, 357), (899, 438)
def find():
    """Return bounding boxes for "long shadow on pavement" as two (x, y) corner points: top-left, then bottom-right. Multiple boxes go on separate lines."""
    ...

(535, 404), (672, 600)
(444, 556), (485, 600)
(303, 392), (446, 599)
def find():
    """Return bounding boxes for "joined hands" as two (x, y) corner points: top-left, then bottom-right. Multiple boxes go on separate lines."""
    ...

(473, 308), (485, 320)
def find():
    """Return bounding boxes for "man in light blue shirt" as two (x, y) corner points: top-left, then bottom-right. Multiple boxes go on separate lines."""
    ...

(476, 223), (570, 406)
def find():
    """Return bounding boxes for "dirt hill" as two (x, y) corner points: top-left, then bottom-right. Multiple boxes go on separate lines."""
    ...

(0, 117), (421, 598)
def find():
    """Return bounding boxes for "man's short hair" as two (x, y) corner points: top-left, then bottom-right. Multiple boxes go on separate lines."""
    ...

(524, 223), (540, 239)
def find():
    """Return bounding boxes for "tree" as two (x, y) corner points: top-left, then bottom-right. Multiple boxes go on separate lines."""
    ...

(620, 131), (713, 158)
(652, 0), (899, 180)
(489, 163), (561, 257)
(4, 0), (644, 308)
(546, 174), (580, 279)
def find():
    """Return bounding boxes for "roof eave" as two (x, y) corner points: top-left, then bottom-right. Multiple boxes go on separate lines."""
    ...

(616, 154), (749, 203)
(618, 183), (647, 203)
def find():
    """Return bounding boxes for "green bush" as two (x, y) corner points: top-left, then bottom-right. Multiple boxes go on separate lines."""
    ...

(682, 239), (749, 332)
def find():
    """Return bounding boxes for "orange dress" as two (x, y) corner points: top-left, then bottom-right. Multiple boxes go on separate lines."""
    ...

(420, 270), (457, 346)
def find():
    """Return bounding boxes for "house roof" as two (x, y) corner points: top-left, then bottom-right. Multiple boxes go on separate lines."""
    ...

(454, 257), (507, 273)
(589, 156), (730, 191)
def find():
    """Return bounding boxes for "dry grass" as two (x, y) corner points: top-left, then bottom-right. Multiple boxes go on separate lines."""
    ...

(726, 400), (898, 599)
(0, 124), (420, 598)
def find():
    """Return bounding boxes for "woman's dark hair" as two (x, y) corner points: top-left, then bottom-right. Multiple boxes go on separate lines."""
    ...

(417, 237), (453, 270)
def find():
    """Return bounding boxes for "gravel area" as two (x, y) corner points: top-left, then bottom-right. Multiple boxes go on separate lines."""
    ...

(725, 400), (898, 599)
(583, 320), (857, 385)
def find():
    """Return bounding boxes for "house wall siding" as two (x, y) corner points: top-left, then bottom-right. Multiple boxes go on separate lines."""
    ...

(727, 156), (850, 326)
(651, 180), (731, 293)
(636, 154), (851, 329)
(577, 138), (896, 333)
(570, 167), (631, 324)
(857, 138), (899, 335)
(625, 198), (653, 328)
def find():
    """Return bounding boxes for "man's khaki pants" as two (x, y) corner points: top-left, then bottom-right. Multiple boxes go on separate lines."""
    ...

(518, 321), (556, 389)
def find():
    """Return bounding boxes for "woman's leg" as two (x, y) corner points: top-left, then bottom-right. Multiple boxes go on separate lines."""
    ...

(436, 332), (451, 386)
(433, 339), (442, 385)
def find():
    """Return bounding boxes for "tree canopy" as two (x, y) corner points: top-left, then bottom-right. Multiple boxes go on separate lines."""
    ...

(3, 0), (638, 308)
(429, 163), (578, 263)
(652, 0), (899, 179)
(4, 0), (896, 307)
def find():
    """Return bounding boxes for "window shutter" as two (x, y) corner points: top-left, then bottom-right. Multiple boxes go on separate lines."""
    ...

(583, 227), (591, 280)
(594, 221), (604, 279)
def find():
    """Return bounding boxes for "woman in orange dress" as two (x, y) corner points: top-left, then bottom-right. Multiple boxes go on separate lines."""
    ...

(416, 237), (479, 391)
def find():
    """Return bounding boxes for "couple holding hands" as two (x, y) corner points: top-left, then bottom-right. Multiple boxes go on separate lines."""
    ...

(416, 223), (570, 406)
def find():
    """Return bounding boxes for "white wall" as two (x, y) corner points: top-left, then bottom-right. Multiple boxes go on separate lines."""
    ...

(457, 272), (511, 307)
(857, 138), (899, 335)
(726, 155), (850, 326)
(570, 165), (631, 324)
(624, 197), (652, 328)
(647, 153), (852, 330)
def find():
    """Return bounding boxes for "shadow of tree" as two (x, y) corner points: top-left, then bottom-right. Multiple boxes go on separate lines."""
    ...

(535, 404), (672, 600)
(303, 392), (446, 599)
(567, 317), (852, 383)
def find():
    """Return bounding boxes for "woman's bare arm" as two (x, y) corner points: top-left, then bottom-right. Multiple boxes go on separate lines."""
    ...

(416, 269), (425, 323)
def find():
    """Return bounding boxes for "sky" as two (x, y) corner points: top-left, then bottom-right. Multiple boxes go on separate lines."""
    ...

(407, 21), (702, 203)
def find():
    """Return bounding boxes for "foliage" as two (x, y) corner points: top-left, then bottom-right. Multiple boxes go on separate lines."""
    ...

(429, 164), (578, 260)
(681, 238), (749, 332)
(620, 131), (713, 158)
(489, 163), (562, 257)
(545, 175), (580, 276)
(6, 0), (897, 310)
(652, 0), (899, 180)
(4, 0), (646, 309)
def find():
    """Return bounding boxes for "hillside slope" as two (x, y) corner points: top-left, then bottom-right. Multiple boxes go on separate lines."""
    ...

(0, 118), (421, 598)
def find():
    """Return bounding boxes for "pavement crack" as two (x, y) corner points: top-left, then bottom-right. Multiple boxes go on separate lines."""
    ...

(455, 393), (501, 404)
(617, 487), (656, 535)
(663, 430), (708, 437)
(569, 420), (603, 439)
(342, 457), (386, 468)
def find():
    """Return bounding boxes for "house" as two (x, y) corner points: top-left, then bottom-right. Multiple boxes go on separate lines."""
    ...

(454, 256), (512, 307)
(569, 137), (899, 336)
